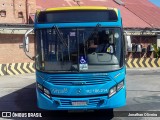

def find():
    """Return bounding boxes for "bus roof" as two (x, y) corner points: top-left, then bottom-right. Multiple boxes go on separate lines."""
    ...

(44, 6), (118, 13)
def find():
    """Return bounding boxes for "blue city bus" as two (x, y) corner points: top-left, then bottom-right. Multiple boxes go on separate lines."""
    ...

(23, 6), (126, 111)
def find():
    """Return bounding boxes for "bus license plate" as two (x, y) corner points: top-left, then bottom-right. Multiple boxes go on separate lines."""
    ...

(72, 101), (87, 106)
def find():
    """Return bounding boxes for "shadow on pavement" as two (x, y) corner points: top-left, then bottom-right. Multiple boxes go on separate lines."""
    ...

(0, 83), (114, 120)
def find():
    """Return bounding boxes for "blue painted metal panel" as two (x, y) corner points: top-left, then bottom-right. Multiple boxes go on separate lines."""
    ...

(36, 84), (126, 110)
(36, 67), (126, 110)
(34, 22), (122, 29)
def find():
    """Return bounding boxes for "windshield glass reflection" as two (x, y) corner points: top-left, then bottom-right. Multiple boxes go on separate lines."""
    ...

(35, 27), (123, 72)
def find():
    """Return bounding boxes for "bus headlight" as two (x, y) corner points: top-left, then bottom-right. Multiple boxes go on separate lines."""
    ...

(37, 83), (43, 91)
(109, 86), (116, 97)
(37, 83), (51, 99)
(109, 80), (124, 97)
(44, 88), (51, 99)
(117, 81), (124, 91)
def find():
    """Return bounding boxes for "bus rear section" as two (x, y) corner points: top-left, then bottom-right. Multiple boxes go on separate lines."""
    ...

(24, 6), (126, 110)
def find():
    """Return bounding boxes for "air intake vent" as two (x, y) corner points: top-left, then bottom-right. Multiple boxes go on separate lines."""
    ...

(47, 74), (110, 86)
(59, 98), (100, 107)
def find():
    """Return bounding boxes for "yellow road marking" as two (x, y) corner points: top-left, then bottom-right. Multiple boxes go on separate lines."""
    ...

(127, 59), (133, 68)
(6, 64), (14, 75)
(0, 64), (4, 76)
(139, 58), (145, 67)
(23, 63), (32, 73)
(11, 63), (19, 75)
(157, 58), (160, 67)
(17, 63), (25, 74)
(151, 58), (156, 67)
(145, 58), (151, 68)
(29, 63), (35, 72)
(133, 59), (139, 68)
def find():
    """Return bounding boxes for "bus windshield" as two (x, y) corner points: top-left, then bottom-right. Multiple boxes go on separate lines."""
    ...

(35, 27), (124, 72)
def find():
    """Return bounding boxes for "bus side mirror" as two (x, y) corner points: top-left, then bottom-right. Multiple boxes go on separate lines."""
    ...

(23, 29), (33, 52)
(23, 29), (34, 60)
(25, 36), (29, 52)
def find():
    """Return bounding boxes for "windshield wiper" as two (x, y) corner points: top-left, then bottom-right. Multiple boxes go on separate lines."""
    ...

(53, 25), (71, 62)
(90, 23), (101, 39)
(53, 25), (68, 48)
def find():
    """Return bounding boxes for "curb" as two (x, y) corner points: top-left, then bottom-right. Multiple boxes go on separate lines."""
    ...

(0, 61), (160, 76)
(126, 58), (160, 68)
(0, 63), (35, 76)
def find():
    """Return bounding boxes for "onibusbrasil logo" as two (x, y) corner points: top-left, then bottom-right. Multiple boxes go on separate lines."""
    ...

(1, 112), (42, 118)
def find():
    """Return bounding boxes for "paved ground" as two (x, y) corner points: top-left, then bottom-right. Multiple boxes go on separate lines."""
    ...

(0, 68), (160, 120)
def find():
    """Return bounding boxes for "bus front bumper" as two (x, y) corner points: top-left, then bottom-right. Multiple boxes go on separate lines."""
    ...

(36, 87), (126, 110)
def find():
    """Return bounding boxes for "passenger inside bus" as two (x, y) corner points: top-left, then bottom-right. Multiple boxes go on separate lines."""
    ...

(87, 30), (114, 54)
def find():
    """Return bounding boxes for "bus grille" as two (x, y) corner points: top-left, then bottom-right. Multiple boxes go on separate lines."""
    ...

(47, 74), (110, 86)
